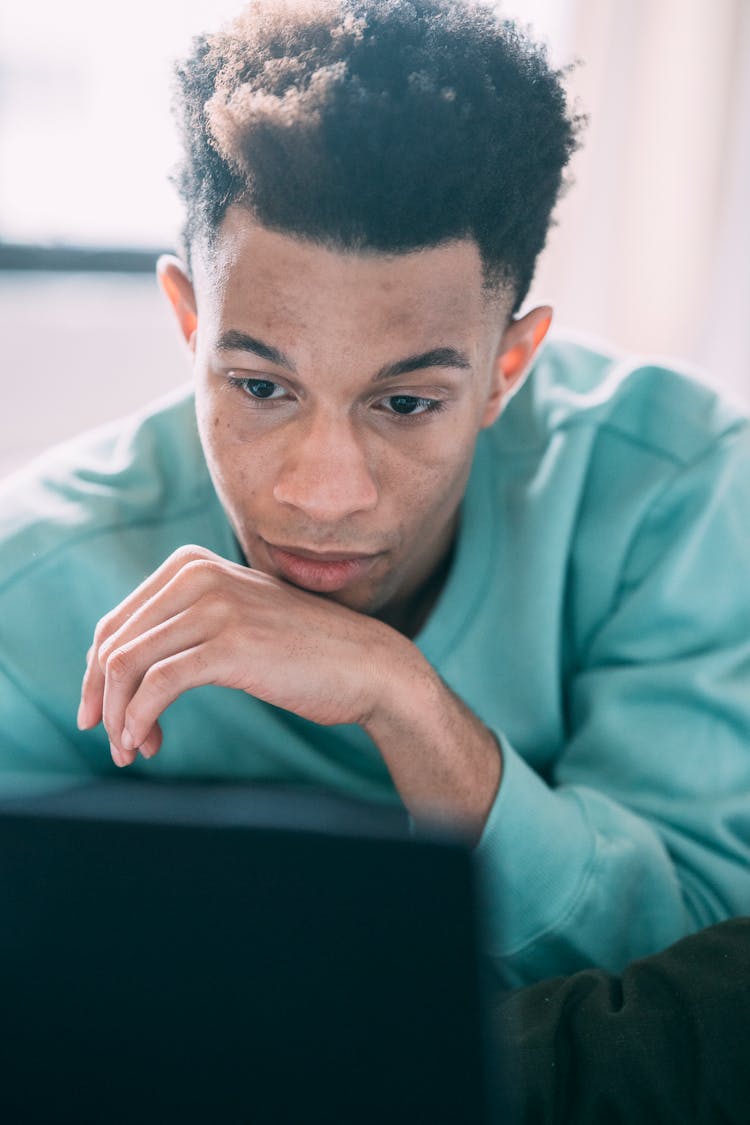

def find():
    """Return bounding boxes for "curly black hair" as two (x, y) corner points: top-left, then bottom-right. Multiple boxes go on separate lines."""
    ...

(170, 0), (583, 312)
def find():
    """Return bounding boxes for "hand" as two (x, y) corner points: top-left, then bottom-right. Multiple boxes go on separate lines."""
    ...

(78, 544), (397, 767)
(78, 543), (502, 836)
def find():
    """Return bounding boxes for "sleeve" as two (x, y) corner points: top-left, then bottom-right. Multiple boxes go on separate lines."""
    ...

(475, 424), (750, 985)
(491, 917), (750, 1125)
(0, 657), (98, 798)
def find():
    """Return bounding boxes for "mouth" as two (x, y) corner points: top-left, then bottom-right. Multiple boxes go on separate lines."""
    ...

(263, 541), (383, 593)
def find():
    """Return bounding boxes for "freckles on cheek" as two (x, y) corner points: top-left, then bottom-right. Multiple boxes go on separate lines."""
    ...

(215, 437), (254, 500)
(207, 408), (241, 460)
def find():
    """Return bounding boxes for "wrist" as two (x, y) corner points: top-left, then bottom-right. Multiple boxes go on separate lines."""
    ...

(361, 625), (436, 733)
(361, 633), (503, 840)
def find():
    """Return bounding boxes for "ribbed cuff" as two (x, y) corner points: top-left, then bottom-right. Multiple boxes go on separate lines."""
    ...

(474, 731), (595, 959)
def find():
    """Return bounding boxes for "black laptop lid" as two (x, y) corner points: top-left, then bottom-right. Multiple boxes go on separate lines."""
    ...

(0, 781), (493, 1124)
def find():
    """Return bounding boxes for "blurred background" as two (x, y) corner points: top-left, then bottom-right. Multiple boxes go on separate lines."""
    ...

(1, 0), (749, 477)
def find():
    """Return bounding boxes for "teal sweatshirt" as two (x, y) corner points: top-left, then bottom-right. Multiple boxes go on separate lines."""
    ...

(2, 337), (750, 985)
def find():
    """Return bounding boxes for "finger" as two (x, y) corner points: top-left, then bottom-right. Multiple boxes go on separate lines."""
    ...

(138, 723), (164, 760)
(111, 722), (162, 768)
(78, 646), (106, 730)
(121, 644), (216, 760)
(101, 610), (208, 762)
(78, 547), (227, 729)
(99, 571), (232, 674)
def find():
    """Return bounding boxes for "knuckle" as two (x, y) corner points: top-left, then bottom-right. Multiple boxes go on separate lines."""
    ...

(105, 647), (132, 682)
(92, 614), (116, 651)
(98, 633), (119, 667)
(198, 587), (229, 616)
(143, 660), (175, 695)
(178, 557), (224, 587)
(172, 544), (213, 567)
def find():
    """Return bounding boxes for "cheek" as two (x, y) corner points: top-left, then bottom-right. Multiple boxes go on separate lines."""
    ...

(398, 420), (476, 487)
(195, 384), (220, 455)
(387, 445), (475, 539)
(426, 461), (471, 518)
(197, 382), (244, 461)
(199, 409), (229, 477)
(196, 398), (255, 506)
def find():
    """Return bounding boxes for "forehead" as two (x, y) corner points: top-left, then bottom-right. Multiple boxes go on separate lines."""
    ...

(193, 207), (502, 350)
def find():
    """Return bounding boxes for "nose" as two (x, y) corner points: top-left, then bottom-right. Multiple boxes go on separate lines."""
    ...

(272, 414), (379, 522)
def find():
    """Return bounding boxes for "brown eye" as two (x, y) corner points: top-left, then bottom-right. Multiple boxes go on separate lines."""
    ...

(389, 395), (422, 414)
(227, 376), (287, 402)
(246, 380), (278, 399)
(383, 395), (445, 417)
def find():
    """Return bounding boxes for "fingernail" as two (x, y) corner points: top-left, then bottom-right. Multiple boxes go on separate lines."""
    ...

(109, 741), (125, 768)
(77, 700), (88, 729)
(121, 727), (135, 752)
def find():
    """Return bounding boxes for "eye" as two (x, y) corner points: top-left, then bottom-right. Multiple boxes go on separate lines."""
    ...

(228, 376), (287, 401)
(382, 395), (445, 417)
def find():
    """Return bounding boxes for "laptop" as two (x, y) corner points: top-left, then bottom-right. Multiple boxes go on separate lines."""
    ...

(0, 780), (501, 1123)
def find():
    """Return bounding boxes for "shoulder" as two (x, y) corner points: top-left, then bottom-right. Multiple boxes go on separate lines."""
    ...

(0, 383), (213, 601)
(496, 331), (750, 468)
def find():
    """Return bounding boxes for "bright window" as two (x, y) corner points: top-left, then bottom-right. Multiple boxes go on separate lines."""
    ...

(0, 1), (569, 249)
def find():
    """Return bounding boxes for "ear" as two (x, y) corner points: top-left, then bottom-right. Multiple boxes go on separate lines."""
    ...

(481, 305), (553, 429)
(156, 254), (198, 355)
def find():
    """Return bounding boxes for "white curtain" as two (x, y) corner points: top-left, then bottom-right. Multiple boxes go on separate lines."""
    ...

(524, 0), (750, 401)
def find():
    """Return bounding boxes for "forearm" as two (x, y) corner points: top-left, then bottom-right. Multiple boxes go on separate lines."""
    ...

(363, 635), (694, 985)
(362, 635), (744, 986)
(362, 636), (502, 843)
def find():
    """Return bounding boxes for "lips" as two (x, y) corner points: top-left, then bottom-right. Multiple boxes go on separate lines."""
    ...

(264, 541), (382, 593)
(271, 544), (375, 562)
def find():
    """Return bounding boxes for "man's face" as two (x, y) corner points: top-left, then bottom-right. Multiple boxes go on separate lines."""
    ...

(181, 207), (511, 632)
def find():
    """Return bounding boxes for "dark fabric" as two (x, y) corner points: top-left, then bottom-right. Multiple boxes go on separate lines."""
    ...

(492, 918), (750, 1124)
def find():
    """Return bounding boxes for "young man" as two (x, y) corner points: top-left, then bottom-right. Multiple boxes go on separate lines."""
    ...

(1, 0), (749, 986)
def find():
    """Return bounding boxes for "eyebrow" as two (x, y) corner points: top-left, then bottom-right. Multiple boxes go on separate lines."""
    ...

(217, 330), (295, 371)
(216, 330), (473, 382)
(373, 347), (472, 382)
